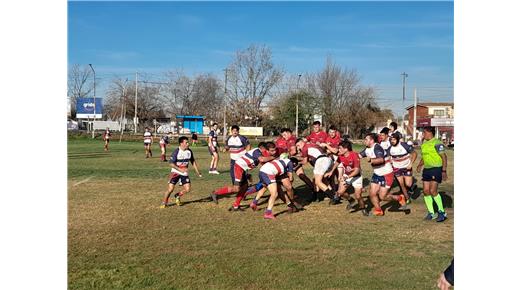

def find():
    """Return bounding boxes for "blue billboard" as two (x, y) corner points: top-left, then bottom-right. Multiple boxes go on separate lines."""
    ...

(76, 97), (103, 119)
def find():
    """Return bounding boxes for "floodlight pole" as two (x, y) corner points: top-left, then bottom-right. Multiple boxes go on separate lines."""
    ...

(296, 74), (301, 137)
(89, 64), (96, 139)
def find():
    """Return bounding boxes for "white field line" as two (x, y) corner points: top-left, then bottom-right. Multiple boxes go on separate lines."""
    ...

(73, 176), (94, 187)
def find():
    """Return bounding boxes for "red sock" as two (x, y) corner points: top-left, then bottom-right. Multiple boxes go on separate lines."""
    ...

(214, 186), (233, 195)
(233, 191), (246, 208)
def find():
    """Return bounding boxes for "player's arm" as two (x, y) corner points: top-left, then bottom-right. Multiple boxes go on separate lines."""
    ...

(325, 159), (340, 178)
(287, 171), (294, 182)
(191, 160), (203, 177)
(320, 142), (338, 154)
(441, 152), (448, 180)
(370, 145), (386, 165)
(346, 167), (360, 179)
(416, 158), (424, 172)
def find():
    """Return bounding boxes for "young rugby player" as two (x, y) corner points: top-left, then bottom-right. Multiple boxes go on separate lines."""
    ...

(159, 133), (171, 162)
(143, 127), (153, 158)
(102, 127), (111, 151)
(389, 132), (417, 204)
(207, 123), (220, 174)
(295, 138), (334, 201)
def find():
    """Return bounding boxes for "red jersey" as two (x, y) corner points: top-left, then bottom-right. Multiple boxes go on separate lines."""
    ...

(337, 151), (361, 176)
(275, 135), (296, 156)
(300, 143), (327, 165)
(325, 132), (341, 148)
(306, 131), (328, 144)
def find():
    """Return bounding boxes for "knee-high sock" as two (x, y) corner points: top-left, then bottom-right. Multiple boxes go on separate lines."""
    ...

(424, 195), (435, 214)
(433, 194), (445, 212)
(214, 186), (234, 195)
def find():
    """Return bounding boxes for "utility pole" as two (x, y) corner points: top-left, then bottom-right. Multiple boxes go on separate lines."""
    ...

(401, 72), (408, 136)
(401, 72), (408, 102)
(223, 68), (228, 143)
(134, 71), (138, 134)
(119, 79), (127, 142)
(88, 64), (96, 139)
(296, 74), (302, 137)
(413, 88), (418, 140)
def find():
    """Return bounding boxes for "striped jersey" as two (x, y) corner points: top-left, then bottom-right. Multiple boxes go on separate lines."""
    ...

(103, 130), (111, 140)
(235, 148), (270, 170)
(225, 135), (250, 161)
(300, 143), (327, 166)
(159, 135), (170, 145)
(260, 158), (294, 176)
(169, 148), (195, 176)
(389, 142), (414, 169)
(143, 132), (152, 144)
(359, 143), (393, 176)
(208, 130), (219, 148)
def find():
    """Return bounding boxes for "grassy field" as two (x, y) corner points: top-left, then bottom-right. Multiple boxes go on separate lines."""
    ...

(68, 137), (454, 289)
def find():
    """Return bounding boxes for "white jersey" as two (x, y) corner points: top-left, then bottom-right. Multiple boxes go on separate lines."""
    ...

(260, 158), (293, 176)
(389, 142), (414, 169)
(226, 135), (250, 161)
(359, 144), (393, 176)
(169, 148), (195, 176)
(144, 132), (152, 144)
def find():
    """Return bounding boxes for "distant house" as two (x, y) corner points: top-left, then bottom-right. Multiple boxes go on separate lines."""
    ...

(405, 102), (454, 141)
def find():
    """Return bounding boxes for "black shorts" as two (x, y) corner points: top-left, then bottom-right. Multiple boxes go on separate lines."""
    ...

(104, 139), (110, 143)
(144, 142), (152, 146)
(422, 167), (442, 183)
(208, 146), (219, 156)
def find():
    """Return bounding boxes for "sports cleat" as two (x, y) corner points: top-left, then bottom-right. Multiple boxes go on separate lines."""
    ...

(228, 206), (244, 212)
(398, 194), (407, 207)
(346, 201), (354, 210)
(213, 171), (220, 175)
(210, 192), (218, 204)
(361, 208), (370, 216)
(263, 211), (276, 220)
(287, 203), (299, 213)
(250, 202), (259, 211)
(374, 208), (385, 216)
(175, 197), (182, 206)
(436, 211), (447, 222)
(424, 212), (438, 221)
(329, 196), (341, 205)
(293, 202), (304, 211)
(159, 202), (168, 209)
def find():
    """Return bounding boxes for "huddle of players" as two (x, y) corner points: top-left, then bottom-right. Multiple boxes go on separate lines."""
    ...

(156, 120), (448, 222)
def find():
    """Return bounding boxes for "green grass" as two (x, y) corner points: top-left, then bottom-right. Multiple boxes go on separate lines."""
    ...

(68, 138), (454, 289)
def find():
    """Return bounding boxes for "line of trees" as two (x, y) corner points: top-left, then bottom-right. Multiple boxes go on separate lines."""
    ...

(67, 44), (393, 138)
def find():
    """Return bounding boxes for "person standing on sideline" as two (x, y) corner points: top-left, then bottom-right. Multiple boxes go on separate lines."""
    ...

(417, 126), (448, 222)
(191, 132), (198, 146)
(207, 123), (220, 174)
(159, 133), (171, 162)
(143, 127), (153, 158)
(102, 127), (111, 152)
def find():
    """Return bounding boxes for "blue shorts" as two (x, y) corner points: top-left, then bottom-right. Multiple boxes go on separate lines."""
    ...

(394, 167), (412, 177)
(371, 172), (394, 188)
(259, 172), (288, 186)
(422, 167), (443, 183)
(168, 172), (190, 185)
(208, 146), (219, 156)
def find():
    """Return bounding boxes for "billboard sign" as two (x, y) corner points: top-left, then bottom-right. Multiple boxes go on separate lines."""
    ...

(431, 118), (454, 127)
(76, 97), (102, 119)
(232, 126), (263, 136)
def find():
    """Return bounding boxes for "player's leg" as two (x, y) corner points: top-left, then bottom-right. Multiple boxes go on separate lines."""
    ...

(212, 152), (220, 174)
(173, 182), (190, 206)
(264, 183), (279, 219)
(429, 178), (446, 222)
(160, 182), (176, 208)
(250, 185), (267, 211)
(422, 180), (436, 220)
(369, 180), (383, 215)
(353, 185), (365, 210)
(280, 178), (300, 212)
(403, 174), (414, 201)
(295, 166), (314, 191)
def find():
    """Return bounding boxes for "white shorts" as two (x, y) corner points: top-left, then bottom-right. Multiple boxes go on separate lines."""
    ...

(313, 157), (333, 175)
(344, 175), (363, 189)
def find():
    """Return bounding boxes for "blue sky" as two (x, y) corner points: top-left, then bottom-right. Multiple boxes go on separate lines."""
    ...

(68, 1), (453, 115)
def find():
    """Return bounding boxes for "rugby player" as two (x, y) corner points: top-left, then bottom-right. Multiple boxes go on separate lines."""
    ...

(389, 132), (417, 204)
(326, 140), (366, 213)
(252, 158), (299, 219)
(160, 136), (202, 208)
(379, 127), (391, 151)
(295, 138), (334, 201)
(359, 133), (406, 216)
(389, 121), (399, 135)
(143, 127), (153, 158)
(207, 123), (220, 174)
(159, 133), (171, 162)
(210, 142), (274, 211)
(306, 120), (328, 144)
(416, 126), (448, 222)
(102, 127), (111, 152)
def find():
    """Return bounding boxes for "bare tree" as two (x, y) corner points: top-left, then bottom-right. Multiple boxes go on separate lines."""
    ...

(67, 64), (94, 118)
(226, 44), (284, 126)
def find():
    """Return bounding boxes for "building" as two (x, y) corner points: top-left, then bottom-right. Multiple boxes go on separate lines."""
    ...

(176, 115), (205, 134)
(405, 102), (454, 142)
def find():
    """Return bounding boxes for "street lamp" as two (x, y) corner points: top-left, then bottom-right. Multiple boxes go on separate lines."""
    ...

(89, 64), (96, 139)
